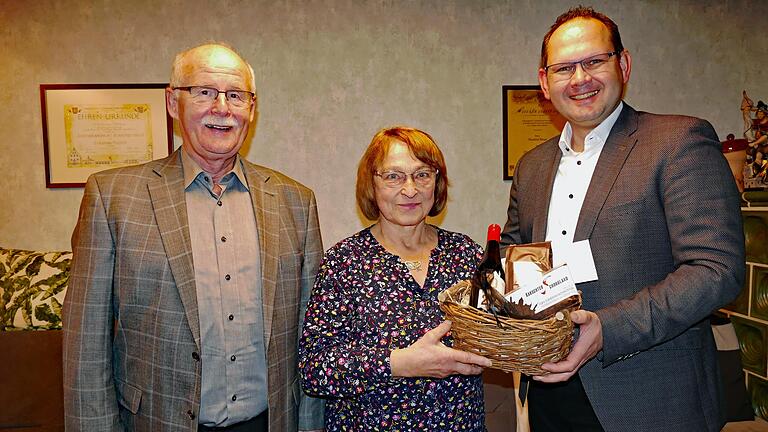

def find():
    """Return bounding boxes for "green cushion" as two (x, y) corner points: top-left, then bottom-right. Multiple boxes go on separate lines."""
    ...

(0, 247), (71, 330)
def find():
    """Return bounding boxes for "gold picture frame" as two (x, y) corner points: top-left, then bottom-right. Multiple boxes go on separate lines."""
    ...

(502, 85), (566, 180)
(40, 83), (173, 188)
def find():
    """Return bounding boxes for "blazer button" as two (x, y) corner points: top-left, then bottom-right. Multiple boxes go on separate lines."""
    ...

(187, 410), (195, 420)
(192, 352), (200, 361)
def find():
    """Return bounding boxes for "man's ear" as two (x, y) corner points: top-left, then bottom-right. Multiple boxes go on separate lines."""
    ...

(249, 97), (257, 123)
(166, 87), (180, 120)
(538, 69), (551, 100)
(619, 50), (632, 84)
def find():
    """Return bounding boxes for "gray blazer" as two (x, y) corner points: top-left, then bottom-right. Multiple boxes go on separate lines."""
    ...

(63, 149), (324, 431)
(502, 105), (745, 431)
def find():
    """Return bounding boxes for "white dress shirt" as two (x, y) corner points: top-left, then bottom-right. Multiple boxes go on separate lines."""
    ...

(545, 102), (624, 253)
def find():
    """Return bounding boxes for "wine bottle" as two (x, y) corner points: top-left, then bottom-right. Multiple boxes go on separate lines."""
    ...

(469, 224), (507, 311)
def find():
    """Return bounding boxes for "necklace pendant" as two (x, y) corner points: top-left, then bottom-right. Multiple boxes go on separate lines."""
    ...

(403, 260), (422, 271)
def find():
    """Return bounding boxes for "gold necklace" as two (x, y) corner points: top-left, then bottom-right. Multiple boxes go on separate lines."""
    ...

(403, 259), (423, 271)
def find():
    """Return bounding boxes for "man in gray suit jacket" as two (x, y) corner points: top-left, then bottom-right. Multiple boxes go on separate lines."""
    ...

(64, 43), (324, 432)
(502, 7), (745, 431)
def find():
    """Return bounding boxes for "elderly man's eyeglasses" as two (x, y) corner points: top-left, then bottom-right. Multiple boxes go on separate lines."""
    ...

(173, 86), (255, 108)
(375, 169), (438, 188)
(544, 51), (620, 81)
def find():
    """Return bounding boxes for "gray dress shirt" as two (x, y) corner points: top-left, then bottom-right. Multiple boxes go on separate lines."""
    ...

(182, 150), (268, 427)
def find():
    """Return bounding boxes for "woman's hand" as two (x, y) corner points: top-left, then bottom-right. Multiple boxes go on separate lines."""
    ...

(390, 320), (492, 378)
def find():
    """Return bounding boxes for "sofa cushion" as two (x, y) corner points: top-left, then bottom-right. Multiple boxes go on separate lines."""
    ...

(0, 247), (71, 330)
(0, 329), (64, 431)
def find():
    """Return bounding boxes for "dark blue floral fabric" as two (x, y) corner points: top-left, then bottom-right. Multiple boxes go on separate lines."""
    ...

(299, 226), (486, 431)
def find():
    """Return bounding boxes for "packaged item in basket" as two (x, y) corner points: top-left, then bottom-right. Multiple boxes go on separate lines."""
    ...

(504, 242), (553, 294)
(504, 264), (580, 319)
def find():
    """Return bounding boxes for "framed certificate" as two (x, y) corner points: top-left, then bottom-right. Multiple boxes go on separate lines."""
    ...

(40, 83), (173, 188)
(502, 85), (566, 180)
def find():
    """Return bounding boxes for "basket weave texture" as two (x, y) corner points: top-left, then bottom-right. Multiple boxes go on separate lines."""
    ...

(438, 280), (579, 375)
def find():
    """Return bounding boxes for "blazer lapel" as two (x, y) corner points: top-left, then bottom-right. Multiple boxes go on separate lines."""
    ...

(532, 141), (562, 242)
(244, 162), (279, 350)
(147, 150), (201, 349)
(574, 104), (639, 241)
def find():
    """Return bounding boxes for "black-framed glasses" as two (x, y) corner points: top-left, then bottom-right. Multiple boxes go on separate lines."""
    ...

(173, 86), (255, 108)
(374, 168), (439, 188)
(544, 51), (620, 81)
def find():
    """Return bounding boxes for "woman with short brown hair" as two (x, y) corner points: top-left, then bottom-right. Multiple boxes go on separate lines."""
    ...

(300, 126), (490, 431)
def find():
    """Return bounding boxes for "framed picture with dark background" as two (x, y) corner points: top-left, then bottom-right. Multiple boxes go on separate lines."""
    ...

(502, 85), (566, 180)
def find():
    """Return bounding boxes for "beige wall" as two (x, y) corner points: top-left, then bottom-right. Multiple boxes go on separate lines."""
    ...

(1, 0), (765, 251)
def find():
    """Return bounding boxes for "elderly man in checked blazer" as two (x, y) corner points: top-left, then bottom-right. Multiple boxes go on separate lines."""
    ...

(64, 43), (324, 432)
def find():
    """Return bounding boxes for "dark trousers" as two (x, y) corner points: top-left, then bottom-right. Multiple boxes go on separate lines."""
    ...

(529, 375), (604, 432)
(198, 411), (268, 432)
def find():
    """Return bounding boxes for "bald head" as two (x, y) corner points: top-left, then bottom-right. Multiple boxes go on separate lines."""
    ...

(170, 43), (255, 91)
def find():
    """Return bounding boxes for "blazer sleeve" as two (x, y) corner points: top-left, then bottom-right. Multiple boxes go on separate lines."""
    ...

(297, 190), (326, 431)
(63, 175), (123, 431)
(596, 118), (746, 365)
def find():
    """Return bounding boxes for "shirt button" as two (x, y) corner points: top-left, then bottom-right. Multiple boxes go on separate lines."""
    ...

(221, 236), (227, 242)
(225, 274), (231, 281)
(561, 230), (567, 235)
(217, 201), (223, 206)
(228, 314), (234, 321)
(187, 410), (196, 420)
(577, 160), (582, 165)
(569, 194), (574, 199)
(192, 352), (200, 361)
(231, 355), (236, 362)
(565, 147), (570, 152)
(231, 395), (237, 402)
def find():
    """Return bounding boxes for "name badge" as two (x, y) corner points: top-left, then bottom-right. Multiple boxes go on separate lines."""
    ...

(551, 239), (598, 283)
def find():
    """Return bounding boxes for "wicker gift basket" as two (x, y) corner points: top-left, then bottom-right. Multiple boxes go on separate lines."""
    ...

(438, 279), (580, 375)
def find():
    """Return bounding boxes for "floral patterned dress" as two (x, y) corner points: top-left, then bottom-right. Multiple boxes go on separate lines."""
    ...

(299, 226), (485, 431)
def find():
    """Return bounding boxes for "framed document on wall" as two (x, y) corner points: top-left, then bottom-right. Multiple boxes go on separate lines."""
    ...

(502, 85), (566, 180)
(40, 83), (173, 188)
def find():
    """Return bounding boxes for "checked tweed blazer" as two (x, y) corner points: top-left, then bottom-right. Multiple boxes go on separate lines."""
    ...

(502, 105), (745, 431)
(63, 149), (324, 432)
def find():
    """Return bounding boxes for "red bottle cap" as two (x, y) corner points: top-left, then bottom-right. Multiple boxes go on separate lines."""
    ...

(487, 224), (501, 242)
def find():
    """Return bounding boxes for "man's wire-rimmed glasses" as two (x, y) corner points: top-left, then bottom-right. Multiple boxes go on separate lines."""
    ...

(544, 51), (620, 82)
(173, 86), (255, 108)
